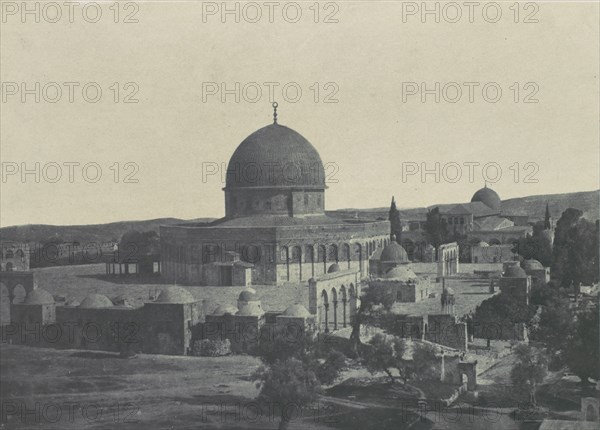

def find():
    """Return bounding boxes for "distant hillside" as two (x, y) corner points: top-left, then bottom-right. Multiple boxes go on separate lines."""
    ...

(1, 190), (597, 246)
(0, 218), (215, 245)
(331, 189), (600, 222)
(501, 190), (599, 222)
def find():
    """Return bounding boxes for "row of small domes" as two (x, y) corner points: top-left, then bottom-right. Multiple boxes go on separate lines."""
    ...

(17, 286), (310, 317)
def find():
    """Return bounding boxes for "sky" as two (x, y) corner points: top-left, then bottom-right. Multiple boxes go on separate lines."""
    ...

(1, 1), (599, 227)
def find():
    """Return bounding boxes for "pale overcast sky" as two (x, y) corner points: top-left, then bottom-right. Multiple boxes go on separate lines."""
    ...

(1, 1), (598, 226)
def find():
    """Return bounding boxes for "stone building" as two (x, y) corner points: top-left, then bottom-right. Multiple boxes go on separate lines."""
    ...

(160, 111), (389, 285)
(0, 271), (36, 325)
(370, 236), (410, 275)
(142, 287), (203, 355)
(10, 288), (56, 330)
(203, 288), (265, 353)
(309, 266), (360, 333)
(0, 243), (30, 272)
(368, 265), (429, 303)
(499, 265), (532, 305)
(438, 242), (459, 278)
(522, 259), (550, 286)
(397, 185), (534, 258)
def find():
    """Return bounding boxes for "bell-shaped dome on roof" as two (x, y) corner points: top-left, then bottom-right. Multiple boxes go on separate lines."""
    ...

(523, 259), (544, 271)
(156, 286), (195, 304)
(24, 289), (54, 305)
(383, 266), (417, 281)
(79, 294), (113, 309)
(238, 289), (258, 302)
(504, 266), (527, 278)
(282, 304), (311, 318)
(380, 241), (409, 263)
(211, 304), (239, 316)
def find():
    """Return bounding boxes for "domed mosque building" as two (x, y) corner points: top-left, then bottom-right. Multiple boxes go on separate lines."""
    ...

(398, 184), (536, 263)
(160, 105), (389, 286)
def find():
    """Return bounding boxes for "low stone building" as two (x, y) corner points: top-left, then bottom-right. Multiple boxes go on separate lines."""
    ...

(499, 265), (532, 305)
(368, 265), (429, 303)
(142, 287), (203, 355)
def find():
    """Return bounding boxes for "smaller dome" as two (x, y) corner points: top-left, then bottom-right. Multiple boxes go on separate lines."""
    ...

(79, 294), (113, 309)
(24, 289), (54, 305)
(327, 263), (341, 273)
(212, 304), (239, 316)
(383, 266), (417, 281)
(475, 241), (489, 247)
(380, 242), (409, 263)
(282, 304), (311, 318)
(504, 266), (527, 278)
(156, 286), (195, 304)
(238, 289), (258, 302)
(523, 259), (544, 271)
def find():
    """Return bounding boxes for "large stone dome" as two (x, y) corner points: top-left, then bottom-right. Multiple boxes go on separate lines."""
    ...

(471, 186), (501, 211)
(225, 124), (325, 189)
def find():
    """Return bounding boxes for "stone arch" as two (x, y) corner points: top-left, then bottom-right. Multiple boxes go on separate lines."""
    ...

(0, 282), (9, 325)
(586, 405), (598, 422)
(328, 244), (339, 264)
(331, 287), (338, 331)
(340, 285), (348, 327)
(292, 245), (302, 281)
(354, 243), (363, 274)
(458, 362), (477, 391)
(348, 283), (357, 321)
(282, 246), (290, 281)
(489, 238), (501, 245)
(305, 245), (315, 278)
(342, 243), (351, 269)
(582, 398), (599, 421)
(318, 245), (327, 275)
(320, 290), (329, 333)
(12, 284), (26, 304)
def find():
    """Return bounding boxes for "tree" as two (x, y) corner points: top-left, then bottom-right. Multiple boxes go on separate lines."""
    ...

(255, 358), (320, 430)
(531, 294), (574, 369)
(424, 207), (448, 249)
(363, 333), (397, 384)
(544, 202), (552, 230)
(565, 308), (600, 386)
(510, 344), (548, 407)
(411, 342), (438, 381)
(552, 208), (599, 287)
(513, 221), (553, 268)
(389, 197), (402, 242)
(117, 230), (160, 261)
(349, 284), (396, 357)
